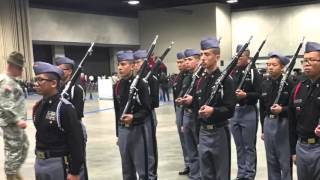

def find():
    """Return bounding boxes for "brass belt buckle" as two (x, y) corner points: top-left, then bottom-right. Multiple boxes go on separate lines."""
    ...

(308, 138), (316, 144)
(269, 114), (276, 119)
(36, 151), (46, 159)
(207, 125), (214, 130)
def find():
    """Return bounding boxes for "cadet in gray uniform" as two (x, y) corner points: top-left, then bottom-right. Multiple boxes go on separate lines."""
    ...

(113, 51), (151, 180)
(32, 61), (85, 180)
(55, 56), (88, 180)
(133, 49), (158, 180)
(0, 52), (29, 180)
(173, 52), (190, 175)
(230, 45), (262, 180)
(260, 52), (294, 180)
(289, 41), (320, 180)
(176, 48), (201, 180)
(195, 37), (236, 180)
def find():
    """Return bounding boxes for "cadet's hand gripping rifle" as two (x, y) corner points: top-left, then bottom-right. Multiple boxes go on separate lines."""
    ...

(61, 42), (95, 100)
(237, 37), (267, 90)
(121, 35), (159, 118)
(204, 36), (253, 106)
(273, 37), (305, 105)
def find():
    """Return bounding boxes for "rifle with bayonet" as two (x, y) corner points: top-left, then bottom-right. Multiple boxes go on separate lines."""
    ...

(143, 41), (174, 82)
(61, 42), (95, 100)
(204, 36), (253, 106)
(237, 37), (267, 90)
(273, 37), (305, 105)
(121, 35), (159, 118)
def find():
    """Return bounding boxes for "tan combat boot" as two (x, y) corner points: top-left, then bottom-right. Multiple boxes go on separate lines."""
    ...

(16, 172), (23, 180)
(6, 174), (17, 180)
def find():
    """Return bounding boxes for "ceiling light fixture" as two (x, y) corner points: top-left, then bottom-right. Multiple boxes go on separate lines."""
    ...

(128, 0), (140, 5)
(226, 0), (238, 4)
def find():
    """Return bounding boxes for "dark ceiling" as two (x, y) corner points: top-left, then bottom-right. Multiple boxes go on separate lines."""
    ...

(29, 0), (320, 17)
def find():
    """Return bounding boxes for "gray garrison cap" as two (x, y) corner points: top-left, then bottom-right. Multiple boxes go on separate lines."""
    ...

(33, 61), (64, 79)
(268, 52), (290, 65)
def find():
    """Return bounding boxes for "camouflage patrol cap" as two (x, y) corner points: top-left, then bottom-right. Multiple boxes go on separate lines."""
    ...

(7, 51), (25, 68)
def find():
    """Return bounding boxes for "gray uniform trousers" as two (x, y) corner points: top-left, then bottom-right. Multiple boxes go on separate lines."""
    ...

(296, 140), (320, 180)
(144, 111), (158, 180)
(264, 116), (292, 180)
(183, 110), (200, 180)
(118, 124), (148, 180)
(199, 125), (231, 180)
(175, 106), (190, 169)
(230, 105), (257, 179)
(35, 157), (87, 180)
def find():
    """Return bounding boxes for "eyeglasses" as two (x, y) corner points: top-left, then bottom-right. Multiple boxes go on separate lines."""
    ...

(61, 68), (71, 71)
(34, 77), (53, 83)
(302, 58), (320, 64)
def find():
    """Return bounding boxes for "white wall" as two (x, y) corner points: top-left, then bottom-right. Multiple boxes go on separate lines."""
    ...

(231, 3), (320, 68)
(29, 8), (139, 46)
(53, 45), (65, 58)
(215, 4), (232, 66)
(139, 3), (220, 73)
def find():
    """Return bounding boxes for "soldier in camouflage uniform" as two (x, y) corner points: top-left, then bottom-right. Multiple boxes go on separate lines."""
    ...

(0, 52), (29, 180)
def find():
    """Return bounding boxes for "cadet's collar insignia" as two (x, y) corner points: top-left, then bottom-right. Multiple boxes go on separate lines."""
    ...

(45, 111), (56, 121)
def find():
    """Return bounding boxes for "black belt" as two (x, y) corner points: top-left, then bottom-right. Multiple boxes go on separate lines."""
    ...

(118, 122), (143, 128)
(201, 123), (225, 130)
(268, 114), (278, 119)
(35, 150), (68, 160)
(184, 108), (193, 113)
(236, 103), (245, 107)
(236, 103), (255, 107)
(299, 137), (319, 144)
(119, 122), (132, 128)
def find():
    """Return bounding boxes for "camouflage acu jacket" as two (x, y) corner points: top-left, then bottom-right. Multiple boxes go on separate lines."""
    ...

(0, 74), (26, 127)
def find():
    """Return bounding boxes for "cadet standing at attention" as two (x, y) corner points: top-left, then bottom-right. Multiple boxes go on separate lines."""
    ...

(55, 57), (86, 129)
(176, 48), (202, 180)
(230, 45), (262, 180)
(0, 52), (29, 180)
(289, 41), (320, 180)
(195, 37), (236, 180)
(133, 49), (159, 180)
(260, 52), (294, 180)
(173, 52), (190, 175)
(54, 56), (88, 179)
(32, 61), (85, 180)
(113, 50), (151, 180)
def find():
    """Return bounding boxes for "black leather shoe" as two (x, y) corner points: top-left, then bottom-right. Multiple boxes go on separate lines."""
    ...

(178, 167), (190, 175)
